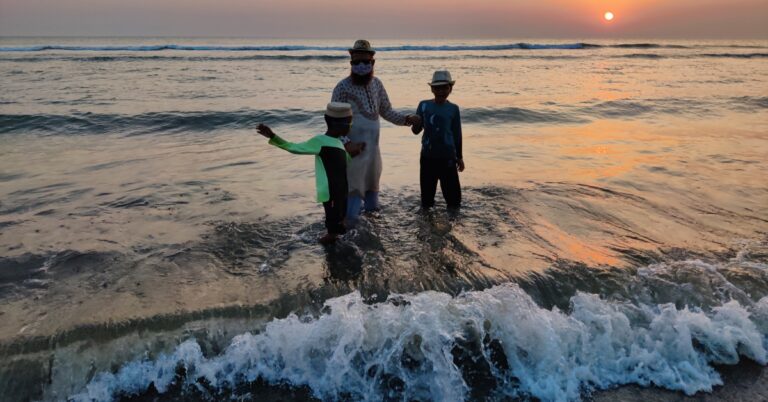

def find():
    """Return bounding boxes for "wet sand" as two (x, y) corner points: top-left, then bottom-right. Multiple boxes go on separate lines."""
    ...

(592, 360), (768, 402)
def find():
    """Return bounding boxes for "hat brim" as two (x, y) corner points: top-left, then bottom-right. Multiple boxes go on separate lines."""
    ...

(348, 49), (376, 55)
(429, 80), (455, 86)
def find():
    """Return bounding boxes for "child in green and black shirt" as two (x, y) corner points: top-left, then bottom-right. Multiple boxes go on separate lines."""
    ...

(257, 102), (358, 244)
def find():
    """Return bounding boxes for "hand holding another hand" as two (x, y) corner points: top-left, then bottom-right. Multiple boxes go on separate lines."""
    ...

(405, 115), (421, 127)
(408, 115), (423, 135)
(345, 141), (366, 157)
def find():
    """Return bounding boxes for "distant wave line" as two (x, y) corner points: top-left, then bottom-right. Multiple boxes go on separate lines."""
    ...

(0, 108), (584, 135)
(3, 97), (766, 135)
(2, 53), (766, 64)
(0, 42), (735, 53)
(0, 54), (350, 62)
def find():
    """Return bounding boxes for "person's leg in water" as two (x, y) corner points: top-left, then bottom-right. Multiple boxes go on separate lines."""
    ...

(345, 193), (363, 227)
(321, 197), (347, 245)
(363, 191), (379, 212)
(440, 158), (461, 209)
(420, 156), (439, 209)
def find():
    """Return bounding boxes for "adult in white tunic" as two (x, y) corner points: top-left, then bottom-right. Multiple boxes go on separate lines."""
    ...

(331, 40), (420, 224)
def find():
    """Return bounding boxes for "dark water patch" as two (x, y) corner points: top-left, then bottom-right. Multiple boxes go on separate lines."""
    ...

(81, 158), (148, 172)
(100, 182), (223, 212)
(0, 253), (49, 286)
(38, 250), (124, 280)
(0, 172), (25, 182)
(619, 53), (665, 59)
(0, 109), (322, 135)
(188, 219), (308, 276)
(177, 180), (208, 187)
(645, 165), (685, 177)
(729, 96), (768, 112)
(117, 375), (321, 402)
(106, 196), (155, 209)
(707, 153), (761, 165)
(0, 358), (47, 401)
(462, 106), (587, 125)
(201, 160), (257, 172)
(701, 44), (768, 49)
(41, 97), (117, 107)
(579, 99), (650, 118)
(457, 54), (586, 61)
(617, 52), (768, 59)
(577, 98), (714, 119)
(7, 182), (75, 196)
(1, 185), (92, 215)
(698, 53), (768, 59)
(0, 220), (25, 230)
(609, 43), (689, 49)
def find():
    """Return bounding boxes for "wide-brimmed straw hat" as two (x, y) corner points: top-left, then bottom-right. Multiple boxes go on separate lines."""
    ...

(429, 70), (455, 86)
(325, 102), (353, 118)
(348, 39), (376, 55)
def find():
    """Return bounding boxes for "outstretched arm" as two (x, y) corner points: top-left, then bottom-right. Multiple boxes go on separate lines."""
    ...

(258, 124), (321, 155)
(378, 82), (419, 126)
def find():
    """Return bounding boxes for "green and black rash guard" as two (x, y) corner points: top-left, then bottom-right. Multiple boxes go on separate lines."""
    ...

(268, 134), (350, 203)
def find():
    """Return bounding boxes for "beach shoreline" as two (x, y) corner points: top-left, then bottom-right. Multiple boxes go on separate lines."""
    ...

(592, 360), (768, 402)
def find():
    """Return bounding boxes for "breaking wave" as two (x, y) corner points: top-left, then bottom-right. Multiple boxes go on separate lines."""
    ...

(72, 278), (768, 401)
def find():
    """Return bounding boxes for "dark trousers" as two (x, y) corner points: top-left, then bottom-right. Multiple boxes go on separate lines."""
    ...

(322, 196), (347, 235)
(420, 156), (461, 209)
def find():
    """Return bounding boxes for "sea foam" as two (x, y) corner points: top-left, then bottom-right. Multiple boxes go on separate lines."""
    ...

(72, 283), (767, 401)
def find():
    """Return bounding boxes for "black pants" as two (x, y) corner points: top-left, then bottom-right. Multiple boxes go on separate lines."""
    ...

(322, 196), (347, 235)
(420, 156), (461, 209)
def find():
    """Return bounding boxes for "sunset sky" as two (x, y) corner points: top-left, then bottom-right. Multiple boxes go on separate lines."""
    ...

(1, 0), (766, 38)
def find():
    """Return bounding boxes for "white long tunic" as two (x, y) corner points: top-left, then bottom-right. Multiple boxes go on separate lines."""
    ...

(331, 76), (408, 197)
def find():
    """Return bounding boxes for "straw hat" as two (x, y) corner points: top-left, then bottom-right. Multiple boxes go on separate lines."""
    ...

(429, 70), (455, 86)
(325, 102), (353, 118)
(348, 39), (376, 55)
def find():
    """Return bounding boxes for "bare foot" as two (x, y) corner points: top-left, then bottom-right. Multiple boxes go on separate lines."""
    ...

(319, 233), (338, 245)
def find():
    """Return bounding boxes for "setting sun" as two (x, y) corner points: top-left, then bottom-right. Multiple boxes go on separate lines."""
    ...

(604, 11), (615, 21)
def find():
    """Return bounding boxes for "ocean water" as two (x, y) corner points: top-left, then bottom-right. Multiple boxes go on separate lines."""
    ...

(0, 38), (767, 401)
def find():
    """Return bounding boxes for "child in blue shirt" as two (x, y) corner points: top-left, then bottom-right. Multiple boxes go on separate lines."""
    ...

(257, 102), (359, 244)
(411, 71), (464, 209)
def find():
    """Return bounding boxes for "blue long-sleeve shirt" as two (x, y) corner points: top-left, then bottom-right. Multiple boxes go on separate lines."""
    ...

(415, 100), (463, 160)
